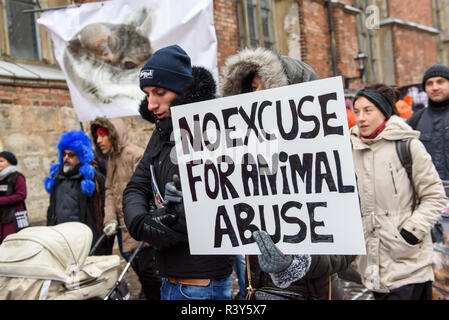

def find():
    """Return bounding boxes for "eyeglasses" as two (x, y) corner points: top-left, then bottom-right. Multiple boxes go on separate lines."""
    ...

(62, 151), (77, 158)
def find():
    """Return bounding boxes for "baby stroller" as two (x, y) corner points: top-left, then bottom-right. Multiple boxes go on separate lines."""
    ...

(0, 222), (126, 300)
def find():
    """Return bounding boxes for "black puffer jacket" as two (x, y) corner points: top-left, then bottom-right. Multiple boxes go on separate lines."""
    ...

(47, 165), (108, 255)
(123, 66), (234, 279)
(407, 99), (449, 181)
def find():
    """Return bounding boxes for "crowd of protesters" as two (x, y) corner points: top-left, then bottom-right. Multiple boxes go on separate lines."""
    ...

(1, 44), (449, 301)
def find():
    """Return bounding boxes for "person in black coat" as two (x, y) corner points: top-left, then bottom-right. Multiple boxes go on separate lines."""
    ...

(220, 47), (355, 300)
(44, 130), (108, 255)
(123, 45), (234, 300)
(407, 63), (449, 183)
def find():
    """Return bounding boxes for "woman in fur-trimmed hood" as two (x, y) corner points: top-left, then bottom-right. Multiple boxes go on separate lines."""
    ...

(219, 47), (354, 300)
(44, 130), (107, 254)
(220, 46), (318, 97)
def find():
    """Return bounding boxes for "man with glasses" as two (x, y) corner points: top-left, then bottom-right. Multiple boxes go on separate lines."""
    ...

(44, 130), (108, 255)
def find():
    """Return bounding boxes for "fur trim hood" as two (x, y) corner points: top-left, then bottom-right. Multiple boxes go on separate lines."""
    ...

(220, 47), (318, 97)
(90, 117), (128, 160)
(138, 65), (217, 123)
(43, 130), (96, 197)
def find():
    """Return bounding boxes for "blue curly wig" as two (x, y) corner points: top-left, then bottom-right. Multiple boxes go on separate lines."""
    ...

(44, 130), (96, 197)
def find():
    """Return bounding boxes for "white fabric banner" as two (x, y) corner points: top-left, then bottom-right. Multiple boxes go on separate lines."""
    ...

(171, 76), (366, 255)
(38, 0), (217, 121)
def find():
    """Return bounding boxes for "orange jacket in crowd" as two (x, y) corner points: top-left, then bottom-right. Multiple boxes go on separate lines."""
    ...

(396, 95), (413, 119)
(346, 107), (356, 129)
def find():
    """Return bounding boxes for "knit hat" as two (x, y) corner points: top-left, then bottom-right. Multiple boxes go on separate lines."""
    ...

(422, 64), (449, 87)
(43, 130), (96, 197)
(0, 151), (17, 165)
(139, 45), (193, 95)
(354, 88), (393, 119)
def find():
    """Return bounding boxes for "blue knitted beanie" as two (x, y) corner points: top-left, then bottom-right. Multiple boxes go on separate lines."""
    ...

(139, 45), (193, 95)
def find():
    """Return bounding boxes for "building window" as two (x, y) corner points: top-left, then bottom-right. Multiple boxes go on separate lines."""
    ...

(1, 0), (41, 61)
(0, 0), (69, 65)
(237, 0), (276, 50)
(0, 0), (68, 87)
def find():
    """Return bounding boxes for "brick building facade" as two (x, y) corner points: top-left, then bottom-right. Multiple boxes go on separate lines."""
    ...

(0, 0), (448, 224)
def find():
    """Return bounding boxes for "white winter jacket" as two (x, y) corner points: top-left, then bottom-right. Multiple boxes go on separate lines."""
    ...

(350, 115), (447, 292)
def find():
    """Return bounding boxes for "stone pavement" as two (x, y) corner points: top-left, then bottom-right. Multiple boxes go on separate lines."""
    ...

(340, 280), (373, 300)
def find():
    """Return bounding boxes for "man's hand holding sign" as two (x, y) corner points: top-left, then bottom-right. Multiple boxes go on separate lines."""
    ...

(171, 76), (366, 255)
(161, 174), (187, 234)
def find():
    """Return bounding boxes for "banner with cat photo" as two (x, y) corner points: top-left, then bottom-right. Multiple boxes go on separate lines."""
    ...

(37, 0), (217, 121)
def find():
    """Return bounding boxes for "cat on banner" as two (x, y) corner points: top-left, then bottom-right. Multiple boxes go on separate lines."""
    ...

(37, 0), (217, 121)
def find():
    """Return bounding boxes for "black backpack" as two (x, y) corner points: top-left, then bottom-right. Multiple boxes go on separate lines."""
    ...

(395, 138), (445, 243)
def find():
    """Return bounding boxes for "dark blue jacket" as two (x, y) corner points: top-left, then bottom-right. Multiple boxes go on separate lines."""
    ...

(407, 100), (449, 181)
(46, 165), (108, 255)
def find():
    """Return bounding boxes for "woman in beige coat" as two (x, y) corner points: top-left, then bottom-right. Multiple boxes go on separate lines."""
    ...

(91, 117), (161, 300)
(91, 118), (143, 253)
(351, 83), (447, 299)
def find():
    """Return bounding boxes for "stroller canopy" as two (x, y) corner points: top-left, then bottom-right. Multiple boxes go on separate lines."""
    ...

(0, 222), (93, 283)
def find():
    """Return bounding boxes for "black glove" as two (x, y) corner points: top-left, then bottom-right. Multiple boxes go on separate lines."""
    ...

(167, 203), (187, 234)
(154, 203), (187, 234)
(253, 230), (293, 273)
(141, 208), (188, 249)
(152, 206), (177, 226)
(400, 228), (419, 245)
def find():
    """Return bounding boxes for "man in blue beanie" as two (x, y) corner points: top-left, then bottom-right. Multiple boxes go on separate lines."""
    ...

(123, 45), (234, 300)
(44, 130), (109, 255)
(139, 45), (193, 96)
(408, 64), (449, 185)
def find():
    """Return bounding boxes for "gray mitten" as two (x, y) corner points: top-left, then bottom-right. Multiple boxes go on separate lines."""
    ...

(269, 255), (312, 288)
(253, 230), (293, 273)
(253, 230), (312, 288)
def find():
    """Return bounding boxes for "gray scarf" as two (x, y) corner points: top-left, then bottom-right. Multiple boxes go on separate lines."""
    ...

(0, 165), (18, 181)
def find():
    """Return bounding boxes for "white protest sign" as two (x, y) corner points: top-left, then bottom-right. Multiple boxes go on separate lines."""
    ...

(37, 0), (217, 121)
(171, 76), (366, 255)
